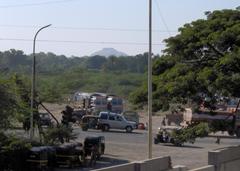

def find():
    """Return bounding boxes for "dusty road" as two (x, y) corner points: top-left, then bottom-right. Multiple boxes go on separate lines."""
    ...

(39, 104), (240, 170)
(73, 127), (240, 170)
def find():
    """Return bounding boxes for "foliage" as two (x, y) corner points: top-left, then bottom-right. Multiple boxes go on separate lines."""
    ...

(171, 123), (209, 144)
(0, 75), (17, 128)
(131, 8), (240, 111)
(43, 125), (77, 145)
(209, 120), (233, 132)
(0, 50), (149, 102)
(0, 132), (32, 171)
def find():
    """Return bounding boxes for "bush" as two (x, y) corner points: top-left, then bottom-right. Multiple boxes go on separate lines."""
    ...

(43, 125), (77, 145)
(171, 123), (209, 144)
(0, 133), (32, 171)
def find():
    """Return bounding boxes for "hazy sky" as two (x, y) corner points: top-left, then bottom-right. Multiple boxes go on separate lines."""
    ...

(0, 0), (239, 57)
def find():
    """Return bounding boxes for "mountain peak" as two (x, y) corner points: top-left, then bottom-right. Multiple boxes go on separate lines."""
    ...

(91, 48), (127, 57)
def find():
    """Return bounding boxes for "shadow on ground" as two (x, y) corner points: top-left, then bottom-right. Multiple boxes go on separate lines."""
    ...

(86, 129), (143, 135)
(159, 144), (203, 149)
(55, 156), (129, 171)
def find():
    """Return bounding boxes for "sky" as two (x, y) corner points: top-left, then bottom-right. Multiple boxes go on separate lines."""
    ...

(0, 0), (239, 57)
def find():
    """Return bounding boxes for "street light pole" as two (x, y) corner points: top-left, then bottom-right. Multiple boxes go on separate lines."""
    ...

(148, 0), (152, 159)
(30, 24), (51, 140)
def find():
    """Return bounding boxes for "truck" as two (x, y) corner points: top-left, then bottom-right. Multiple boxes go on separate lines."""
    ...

(182, 104), (240, 138)
(72, 92), (124, 114)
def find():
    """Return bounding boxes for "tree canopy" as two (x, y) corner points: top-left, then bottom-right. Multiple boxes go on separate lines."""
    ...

(130, 8), (240, 111)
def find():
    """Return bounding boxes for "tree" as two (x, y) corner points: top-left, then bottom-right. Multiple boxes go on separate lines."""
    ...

(130, 8), (240, 111)
(0, 76), (17, 128)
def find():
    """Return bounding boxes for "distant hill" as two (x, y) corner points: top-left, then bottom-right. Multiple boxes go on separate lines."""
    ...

(91, 48), (128, 57)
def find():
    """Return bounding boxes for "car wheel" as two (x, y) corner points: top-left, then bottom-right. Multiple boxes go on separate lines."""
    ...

(228, 129), (235, 136)
(126, 126), (133, 133)
(102, 124), (110, 132)
(82, 126), (88, 131)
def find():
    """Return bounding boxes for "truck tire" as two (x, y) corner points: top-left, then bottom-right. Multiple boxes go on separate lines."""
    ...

(227, 129), (234, 136)
(154, 137), (159, 144)
(126, 126), (133, 133)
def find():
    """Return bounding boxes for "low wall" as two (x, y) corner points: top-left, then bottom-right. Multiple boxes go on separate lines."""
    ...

(208, 145), (240, 171)
(93, 156), (172, 171)
(94, 146), (240, 171)
(189, 165), (214, 171)
(137, 156), (171, 171)
(171, 165), (188, 171)
(93, 162), (136, 171)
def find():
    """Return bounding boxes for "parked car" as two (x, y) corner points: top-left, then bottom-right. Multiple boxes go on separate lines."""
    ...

(39, 113), (53, 127)
(71, 109), (86, 123)
(98, 112), (137, 133)
(84, 136), (105, 164)
(80, 115), (99, 131)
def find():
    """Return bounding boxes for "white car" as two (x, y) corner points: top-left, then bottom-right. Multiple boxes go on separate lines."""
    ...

(98, 112), (137, 133)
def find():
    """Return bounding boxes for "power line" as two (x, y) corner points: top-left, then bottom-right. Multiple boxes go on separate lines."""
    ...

(154, 0), (172, 37)
(0, 38), (166, 46)
(0, 24), (178, 33)
(0, 0), (79, 8)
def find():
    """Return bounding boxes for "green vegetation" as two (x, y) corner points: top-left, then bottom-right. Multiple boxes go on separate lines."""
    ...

(171, 123), (209, 145)
(130, 8), (240, 111)
(0, 50), (149, 102)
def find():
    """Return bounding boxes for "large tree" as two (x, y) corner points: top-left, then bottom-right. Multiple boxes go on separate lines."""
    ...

(130, 8), (240, 111)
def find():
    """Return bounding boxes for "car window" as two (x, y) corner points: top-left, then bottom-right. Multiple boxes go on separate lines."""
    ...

(95, 100), (101, 105)
(109, 115), (115, 120)
(116, 116), (122, 121)
(112, 99), (118, 105)
(118, 99), (123, 105)
(102, 99), (107, 105)
(100, 113), (108, 119)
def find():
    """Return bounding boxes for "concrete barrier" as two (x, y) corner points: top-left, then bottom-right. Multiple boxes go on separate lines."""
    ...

(138, 156), (172, 171)
(94, 146), (240, 171)
(208, 145), (240, 171)
(93, 162), (136, 171)
(189, 165), (214, 171)
(170, 165), (188, 171)
(93, 156), (172, 171)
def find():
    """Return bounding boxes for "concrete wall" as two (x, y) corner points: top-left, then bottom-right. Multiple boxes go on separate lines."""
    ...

(93, 156), (172, 171)
(94, 146), (240, 171)
(189, 165), (214, 171)
(137, 156), (171, 171)
(93, 162), (136, 171)
(170, 165), (188, 171)
(208, 145), (240, 171)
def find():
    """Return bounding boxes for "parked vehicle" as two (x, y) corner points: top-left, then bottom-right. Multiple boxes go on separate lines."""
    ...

(183, 108), (240, 138)
(98, 112), (137, 133)
(55, 142), (84, 168)
(26, 146), (56, 170)
(39, 113), (53, 127)
(154, 126), (183, 146)
(71, 109), (86, 123)
(107, 95), (123, 113)
(84, 136), (105, 166)
(80, 115), (99, 131)
(122, 111), (139, 124)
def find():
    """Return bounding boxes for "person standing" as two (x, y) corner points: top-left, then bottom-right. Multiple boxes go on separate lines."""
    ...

(162, 117), (166, 126)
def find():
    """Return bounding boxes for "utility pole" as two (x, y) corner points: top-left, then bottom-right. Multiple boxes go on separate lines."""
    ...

(148, 0), (152, 159)
(30, 24), (51, 140)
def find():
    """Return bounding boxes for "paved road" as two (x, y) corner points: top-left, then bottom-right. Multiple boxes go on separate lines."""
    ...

(72, 127), (240, 170)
